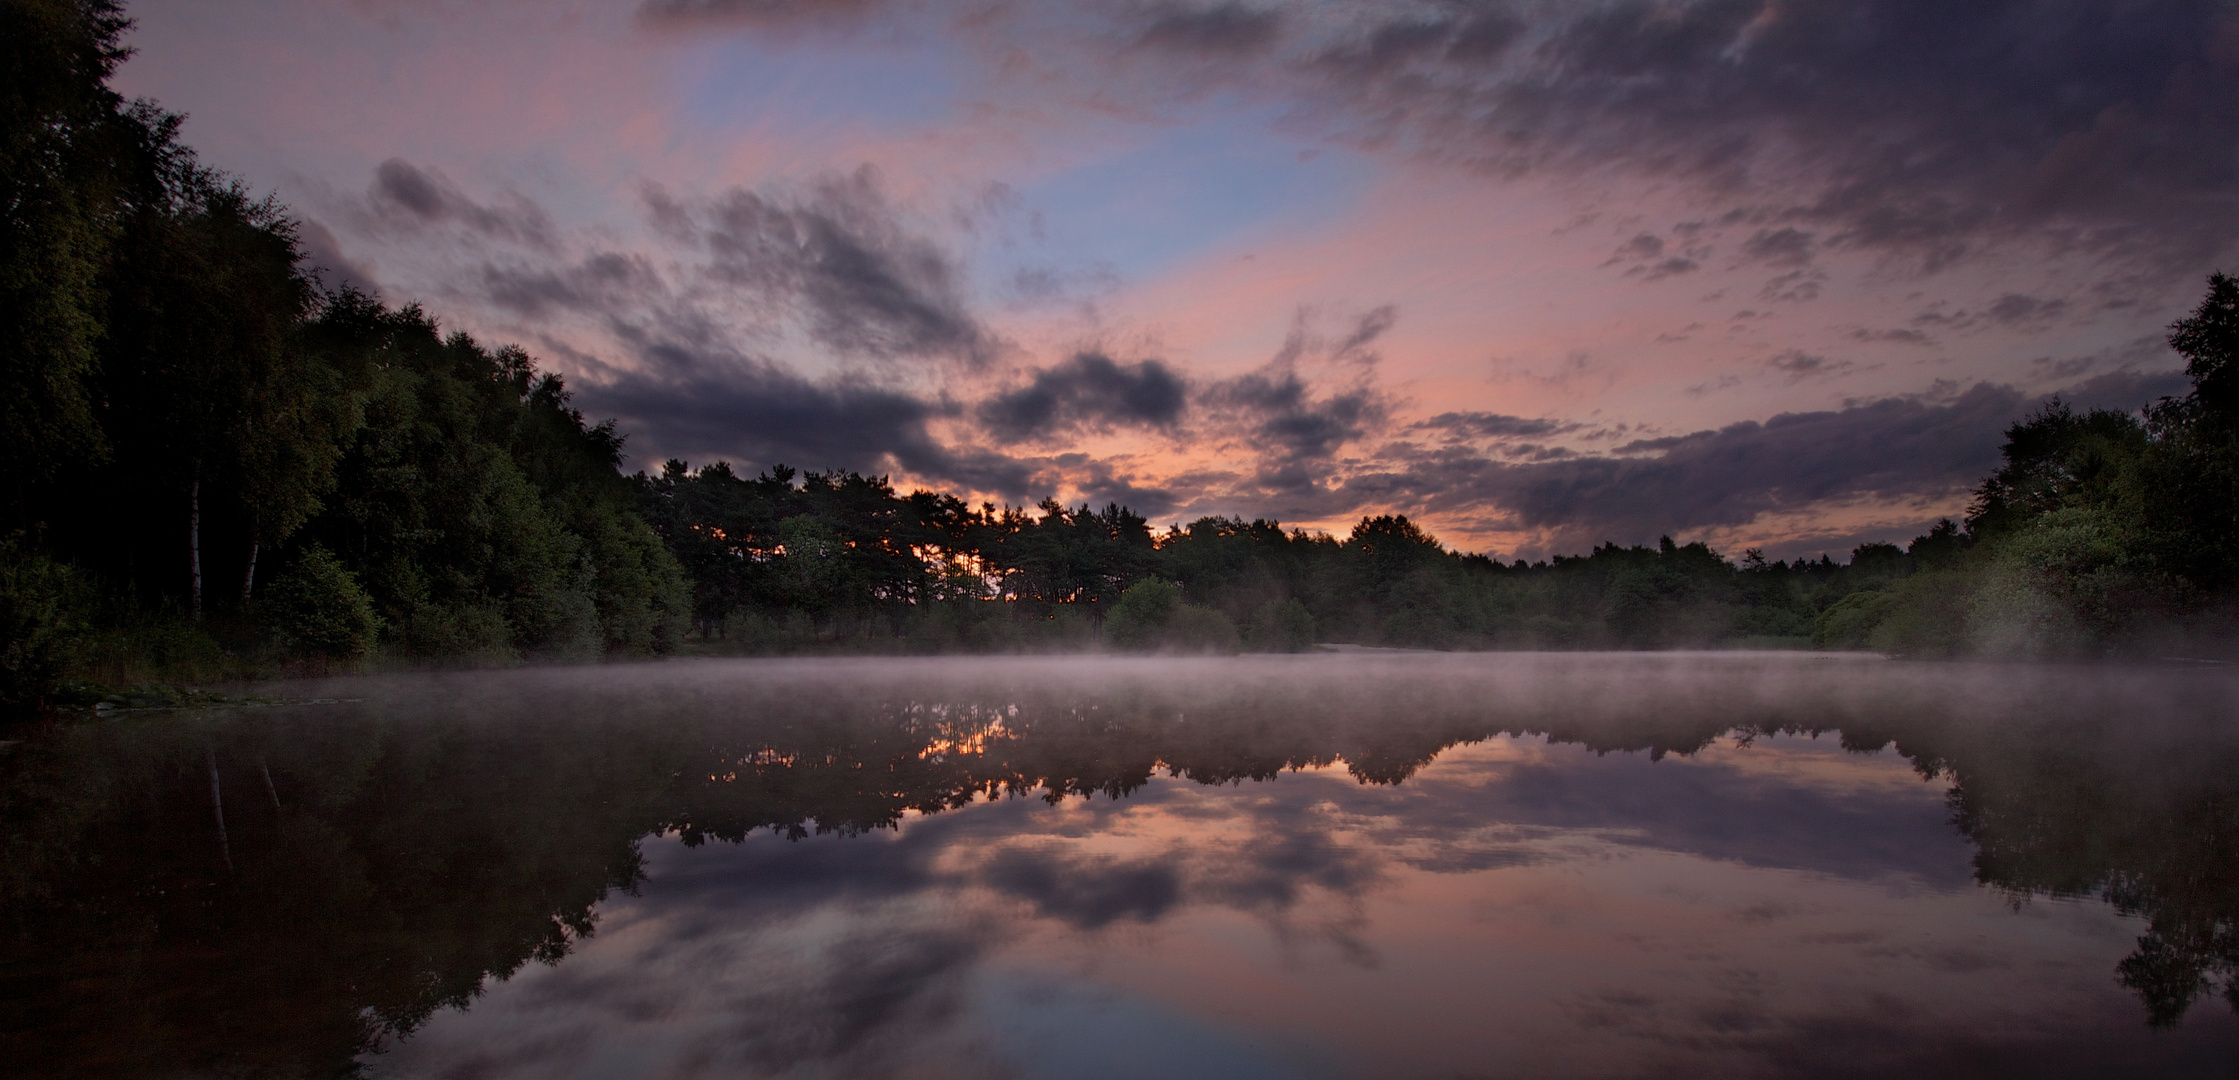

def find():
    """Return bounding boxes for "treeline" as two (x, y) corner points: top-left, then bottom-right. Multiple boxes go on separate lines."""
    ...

(637, 463), (1947, 654)
(1, 0), (685, 713)
(634, 267), (2239, 662)
(1813, 273), (2239, 657)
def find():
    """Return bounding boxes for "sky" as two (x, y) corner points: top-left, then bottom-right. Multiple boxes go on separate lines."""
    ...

(111, 0), (2239, 558)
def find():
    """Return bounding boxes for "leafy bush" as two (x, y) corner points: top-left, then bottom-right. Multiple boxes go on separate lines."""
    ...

(1861, 570), (1976, 657)
(1164, 605), (1240, 654)
(264, 546), (382, 662)
(1966, 508), (2162, 658)
(0, 539), (84, 715)
(1245, 597), (1316, 652)
(1105, 578), (1238, 653)
(1812, 590), (1900, 649)
(1105, 579), (1182, 649)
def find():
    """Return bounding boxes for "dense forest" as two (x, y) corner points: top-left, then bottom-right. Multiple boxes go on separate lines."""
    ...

(6, 0), (2239, 717)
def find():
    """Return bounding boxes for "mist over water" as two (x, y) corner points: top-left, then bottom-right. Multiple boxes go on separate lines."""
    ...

(5, 654), (2238, 1078)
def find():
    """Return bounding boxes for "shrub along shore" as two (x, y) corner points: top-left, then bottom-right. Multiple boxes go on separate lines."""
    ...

(6, 2), (2239, 719)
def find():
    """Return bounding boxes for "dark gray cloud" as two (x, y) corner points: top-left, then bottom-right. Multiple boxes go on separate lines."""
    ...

(1741, 227), (1816, 269)
(365, 158), (554, 248)
(1411, 412), (1580, 440)
(1985, 292), (2069, 327)
(296, 217), (378, 295)
(481, 252), (663, 318)
(1180, 308), (1402, 498)
(1332, 369), (2192, 553)
(1609, 232), (1703, 280)
(1764, 349), (1853, 382)
(1058, 456), (1180, 517)
(1135, 3), (1285, 56)
(977, 351), (1188, 442)
(979, 845), (1183, 929)
(636, 0), (883, 30)
(1851, 327), (1933, 346)
(664, 168), (994, 364)
(629, 1), (2239, 279)
(1611, 232), (1664, 262)
(581, 327), (1034, 493)
(1205, 363), (1389, 491)
(1305, 1), (2239, 272)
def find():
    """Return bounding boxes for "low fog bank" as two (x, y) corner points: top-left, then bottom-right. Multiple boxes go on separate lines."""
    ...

(260, 650), (2239, 764)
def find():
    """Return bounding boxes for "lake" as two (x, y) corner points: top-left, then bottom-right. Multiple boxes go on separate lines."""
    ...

(4, 653), (2236, 1078)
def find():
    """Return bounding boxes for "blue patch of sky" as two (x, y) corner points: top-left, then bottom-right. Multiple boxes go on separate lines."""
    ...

(982, 108), (1375, 297)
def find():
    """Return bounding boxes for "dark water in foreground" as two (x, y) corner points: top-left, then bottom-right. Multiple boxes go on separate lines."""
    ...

(5, 654), (2239, 1079)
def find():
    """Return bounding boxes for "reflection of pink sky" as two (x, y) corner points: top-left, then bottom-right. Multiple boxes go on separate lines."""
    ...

(115, 0), (2196, 554)
(368, 734), (2205, 1079)
(990, 739), (2139, 1077)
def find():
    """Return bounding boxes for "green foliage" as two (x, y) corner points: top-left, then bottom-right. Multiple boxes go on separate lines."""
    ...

(1812, 590), (1899, 650)
(1245, 597), (1316, 652)
(1104, 578), (1182, 649)
(1964, 507), (2173, 658)
(1103, 578), (1237, 653)
(0, 537), (85, 715)
(1163, 604), (1241, 654)
(263, 545), (380, 662)
(0, 8), (691, 679)
(0, 0), (136, 494)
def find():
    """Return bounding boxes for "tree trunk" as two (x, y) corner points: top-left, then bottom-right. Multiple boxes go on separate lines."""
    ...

(242, 541), (259, 607)
(188, 463), (203, 621)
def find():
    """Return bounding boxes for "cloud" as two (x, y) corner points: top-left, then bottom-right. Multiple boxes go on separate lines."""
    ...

(1135, 3), (1285, 56)
(636, 0), (888, 31)
(977, 351), (1188, 442)
(978, 845), (1183, 929)
(1333, 303), (1398, 359)
(1411, 412), (1581, 440)
(1740, 227), (1816, 269)
(481, 252), (663, 318)
(930, 0), (2239, 277)
(1611, 233), (1665, 263)
(1985, 292), (2070, 328)
(1764, 348), (1854, 382)
(675, 167), (995, 364)
(1204, 362), (1389, 490)
(582, 331), (1037, 493)
(619, 2), (2239, 278)
(1851, 327), (1933, 346)
(296, 217), (378, 295)
(364, 158), (554, 248)
(1426, 383), (2031, 546)
(1318, 370), (2191, 553)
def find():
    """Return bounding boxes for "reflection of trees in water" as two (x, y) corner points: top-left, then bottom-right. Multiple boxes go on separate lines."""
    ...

(1932, 734), (2239, 1027)
(3, 664), (2235, 1073)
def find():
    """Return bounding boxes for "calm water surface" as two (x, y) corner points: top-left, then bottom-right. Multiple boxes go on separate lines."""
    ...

(5, 653), (2238, 1078)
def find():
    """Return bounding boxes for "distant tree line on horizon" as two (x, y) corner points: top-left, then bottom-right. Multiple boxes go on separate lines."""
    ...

(6, 0), (2239, 716)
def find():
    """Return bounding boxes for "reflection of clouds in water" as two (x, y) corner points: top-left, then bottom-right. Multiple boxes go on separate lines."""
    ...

(1363, 734), (1972, 887)
(369, 889), (1004, 1079)
(365, 736), (1989, 1079)
(343, 656), (2239, 1078)
(979, 843), (1184, 929)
